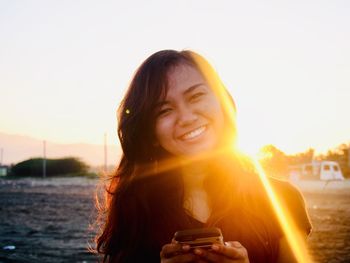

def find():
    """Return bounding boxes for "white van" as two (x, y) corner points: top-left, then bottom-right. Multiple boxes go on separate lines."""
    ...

(289, 161), (344, 181)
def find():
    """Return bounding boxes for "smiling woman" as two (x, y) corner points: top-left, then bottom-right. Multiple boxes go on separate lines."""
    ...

(154, 64), (225, 157)
(96, 50), (312, 263)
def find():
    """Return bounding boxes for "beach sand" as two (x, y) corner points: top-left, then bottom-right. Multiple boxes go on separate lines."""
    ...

(0, 177), (349, 262)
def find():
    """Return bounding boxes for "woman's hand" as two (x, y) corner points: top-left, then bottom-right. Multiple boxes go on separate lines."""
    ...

(192, 241), (250, 263)
(160, 243), (199, 263)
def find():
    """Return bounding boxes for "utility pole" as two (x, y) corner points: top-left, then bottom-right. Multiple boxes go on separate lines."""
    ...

(104, 133), (108, 174)
(43, 140), (46, 178)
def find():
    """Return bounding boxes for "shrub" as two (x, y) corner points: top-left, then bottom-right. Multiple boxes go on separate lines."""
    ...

(11, 157), (89, 177)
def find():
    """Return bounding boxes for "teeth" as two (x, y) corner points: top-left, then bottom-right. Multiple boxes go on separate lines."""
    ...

(182, 126), (206, 140)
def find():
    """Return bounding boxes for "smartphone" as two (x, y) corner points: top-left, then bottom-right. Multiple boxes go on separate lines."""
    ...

(173, 227), (224, 249)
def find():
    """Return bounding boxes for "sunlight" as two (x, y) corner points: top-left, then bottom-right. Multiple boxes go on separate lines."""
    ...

(237, 139), (260, 157)
(190, 53), (313, 262)
(256, 147), (273, 161)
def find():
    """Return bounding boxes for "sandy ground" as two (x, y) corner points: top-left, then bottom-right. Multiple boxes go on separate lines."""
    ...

(0, 177), (349, 262)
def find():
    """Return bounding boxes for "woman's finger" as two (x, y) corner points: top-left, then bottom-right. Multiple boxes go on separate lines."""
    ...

(160, 243), (190, 258)
(193, 242), (249, 262)
(212, 241), (248, 259)
(193, 248), (223, 262)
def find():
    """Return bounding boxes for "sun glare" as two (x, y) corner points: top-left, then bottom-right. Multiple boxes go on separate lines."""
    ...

(251, 158), (313, 263)
(190, 53), (314, 262)
(256, 147), (273, 161)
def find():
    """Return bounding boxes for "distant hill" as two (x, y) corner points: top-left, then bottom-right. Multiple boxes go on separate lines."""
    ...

(0, 132), (122, 167)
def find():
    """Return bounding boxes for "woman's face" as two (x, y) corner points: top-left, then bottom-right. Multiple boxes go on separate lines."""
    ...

(154, 64), (225, 157)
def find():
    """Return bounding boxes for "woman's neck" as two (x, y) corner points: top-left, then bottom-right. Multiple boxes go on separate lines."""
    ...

(181, 162), (208, 191)
(181, 162), (211, 223)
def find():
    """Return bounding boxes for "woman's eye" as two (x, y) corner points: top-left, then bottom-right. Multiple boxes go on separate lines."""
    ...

(190, 92), (205, 102)
(157, 108), (172, 117)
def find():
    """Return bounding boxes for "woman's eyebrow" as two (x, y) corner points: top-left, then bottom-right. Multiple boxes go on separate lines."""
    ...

(155, 83), (206, 108)
(183, 83), (206, 96)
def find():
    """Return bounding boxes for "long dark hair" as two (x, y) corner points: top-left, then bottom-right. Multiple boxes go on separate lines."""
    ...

(96, 50), (281, 262)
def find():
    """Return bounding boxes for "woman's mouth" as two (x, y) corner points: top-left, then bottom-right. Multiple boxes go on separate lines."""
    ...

(179, 125), (207, 141)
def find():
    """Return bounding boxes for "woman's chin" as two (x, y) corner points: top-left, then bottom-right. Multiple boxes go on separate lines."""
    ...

(177, 143), (219, 159)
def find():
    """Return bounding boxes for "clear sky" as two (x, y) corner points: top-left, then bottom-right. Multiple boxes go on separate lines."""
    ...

(1, 0), (349, 155)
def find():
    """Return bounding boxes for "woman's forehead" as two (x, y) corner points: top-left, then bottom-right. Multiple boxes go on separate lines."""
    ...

(166, 64), (207, 93)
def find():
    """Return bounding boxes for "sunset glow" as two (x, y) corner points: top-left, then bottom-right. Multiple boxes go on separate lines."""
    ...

(1, 1), (349, 167)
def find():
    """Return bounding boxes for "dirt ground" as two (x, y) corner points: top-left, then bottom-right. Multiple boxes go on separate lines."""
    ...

(300, 183), (350, 263)
(0, 177), (349, 262)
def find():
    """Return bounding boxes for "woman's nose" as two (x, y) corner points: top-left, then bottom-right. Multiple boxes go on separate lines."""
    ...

(177, 105), (198, 127)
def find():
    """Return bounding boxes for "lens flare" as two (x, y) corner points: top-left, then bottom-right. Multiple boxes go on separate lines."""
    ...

(191, 52), (313, 263)
(251, 158), (313, 263)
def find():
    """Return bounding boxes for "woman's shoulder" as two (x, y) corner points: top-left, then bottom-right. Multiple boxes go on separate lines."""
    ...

(268, 177), (303, 198)
(268, 177), (313, 236)
(267, 177), (308, 212)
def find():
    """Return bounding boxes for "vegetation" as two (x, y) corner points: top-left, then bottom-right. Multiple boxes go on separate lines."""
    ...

(10, 157), (89, 177)
(6, 143), (350, 179)
(259, 143), (350, 179)
(258, 145), (289, 179)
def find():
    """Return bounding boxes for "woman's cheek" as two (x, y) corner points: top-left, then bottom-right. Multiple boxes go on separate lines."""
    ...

(197, 99), (220, 118)
(155, 115), (176, 142)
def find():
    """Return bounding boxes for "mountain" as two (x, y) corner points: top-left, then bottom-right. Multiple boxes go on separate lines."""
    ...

(0, 132), (122, 167)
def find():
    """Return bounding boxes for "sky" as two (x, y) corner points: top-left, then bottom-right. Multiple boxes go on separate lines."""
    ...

(1, 0), (349, 156)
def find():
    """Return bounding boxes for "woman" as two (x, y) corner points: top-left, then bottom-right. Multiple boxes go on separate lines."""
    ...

(96, 50), (312, 262)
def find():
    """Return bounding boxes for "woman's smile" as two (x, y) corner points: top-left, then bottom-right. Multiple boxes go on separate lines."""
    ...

(178, 125), (207, 141)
